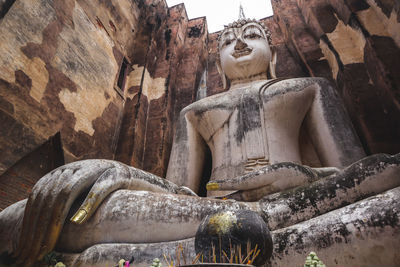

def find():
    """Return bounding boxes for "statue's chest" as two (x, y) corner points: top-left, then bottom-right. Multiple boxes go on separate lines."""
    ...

(201, 88), (308, 138)
(197, 85), (314, 166)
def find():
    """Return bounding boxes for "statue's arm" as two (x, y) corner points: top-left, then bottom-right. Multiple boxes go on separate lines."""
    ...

(10, 159), (196, 266)
(306, 78), (366, 167)
(166, 107), (207, 193)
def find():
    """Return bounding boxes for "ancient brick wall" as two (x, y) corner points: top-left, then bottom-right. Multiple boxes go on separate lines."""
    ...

(271, 0), (400, 154)
(115, 2), (208, 177)
(0, 0), (209, 209)
(0, 0), (142, 209)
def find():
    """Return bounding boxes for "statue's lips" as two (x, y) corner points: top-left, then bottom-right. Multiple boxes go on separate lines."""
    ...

(232, 48), (252, 58)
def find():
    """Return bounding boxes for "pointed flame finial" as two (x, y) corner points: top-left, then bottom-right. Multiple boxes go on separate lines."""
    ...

(239, 2), (246, 20)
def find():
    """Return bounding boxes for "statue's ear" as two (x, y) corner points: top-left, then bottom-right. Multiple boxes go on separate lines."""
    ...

(216, 60), (228, 89)
(269, 46), (277, 79)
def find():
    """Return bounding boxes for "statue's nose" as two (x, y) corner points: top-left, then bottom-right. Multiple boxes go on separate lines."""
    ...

(234, 38), (248, 50)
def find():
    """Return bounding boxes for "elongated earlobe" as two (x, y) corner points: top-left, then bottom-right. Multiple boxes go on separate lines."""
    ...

(268, 46), (277, 79)
(216, 60), (228, 89)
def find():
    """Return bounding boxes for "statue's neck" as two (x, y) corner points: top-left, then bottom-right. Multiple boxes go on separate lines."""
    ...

(229, 72), (269, 90)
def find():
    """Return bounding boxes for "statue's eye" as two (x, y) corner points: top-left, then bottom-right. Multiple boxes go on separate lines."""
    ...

(223, 39), (233, 47)
(244, 33), (261, 39)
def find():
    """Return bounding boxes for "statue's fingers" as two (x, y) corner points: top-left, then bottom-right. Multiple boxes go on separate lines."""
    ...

(34, 164), (116, 259)
(15, 161), (114, 263)
(16, 160), (91, 255)
(21, 199), (56, 266)
(12, 192), (42, 262)
(127, 167), (188, 194)
(176, 186), (197, 196)
(70, 167), (127, 224)
(207, 162), (318, 191)
(226, 184), (278, 201)
(13, 167), (65, 258)
(14, 168), (61, 259)
(227, 175), (313, 201)
(36, 182), (85, 261)
(206, 170), (275, 191)
(12, 195), (33, 259)
(70, 164), (186, 224)
(16, 168), (69, 263)
(312, 167), (340, 177)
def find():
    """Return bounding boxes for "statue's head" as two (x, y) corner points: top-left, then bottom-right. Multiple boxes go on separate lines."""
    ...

(217, 19), (277, 89)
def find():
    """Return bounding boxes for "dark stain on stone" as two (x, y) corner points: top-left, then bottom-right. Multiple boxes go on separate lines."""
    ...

(109, 20), (117, 32)
(345, 0), (370, 12)
(262, 153), (400, 230)
(367, 206), (399, 228)
(315, 5), (338, 34)
(334, 223), (351, 242)
(104, 91), (110, 100)
(334, 236), (343, 243)
(316, 77), (366, 165)
(165, 74), (170, 92)
(0, 0), (16, 19)
(14, 70), (32, 90)
(188, 25), (202, 38)
(65, 60), (78, 72)
(373, 0), (394, 18)
(236, 94), (262, 142)
(156, 15), (162, 28)
(165, 49), (170, 60)
(164, 28), (171, 45)
(274, 229), (299, 254)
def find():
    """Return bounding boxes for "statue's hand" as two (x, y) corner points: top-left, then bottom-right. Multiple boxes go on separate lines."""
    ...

(70, 165), (196, 225)
(13, 159), (117, 265)
(14, 159), (195, 266)
(206, 162), (339, 201)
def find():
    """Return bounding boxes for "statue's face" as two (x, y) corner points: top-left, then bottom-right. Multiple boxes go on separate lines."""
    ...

(219, 22), (271, 81)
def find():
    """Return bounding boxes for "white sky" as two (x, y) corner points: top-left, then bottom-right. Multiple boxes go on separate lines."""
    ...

(165, 0), (273, 33)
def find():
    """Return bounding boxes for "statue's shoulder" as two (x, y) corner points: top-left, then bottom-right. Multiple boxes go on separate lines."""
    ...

(179, 91), (240, 140)
(181, 90), (239, 116)
(262, 77), (333, 96)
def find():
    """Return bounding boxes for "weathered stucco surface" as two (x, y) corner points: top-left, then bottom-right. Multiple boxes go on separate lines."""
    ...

(270, 186), (400, 267)
(0, 0), (133, 207)
(1, 0), (398, 207)
(0, 0), (399, 266)
(125, 65), (166, 101)
(358, 0), (400, 47)
(271, 0), (400, 156)
(325, 15), (366, 65)
(1, 153), (398, 266)
(55, 4), (119, 136)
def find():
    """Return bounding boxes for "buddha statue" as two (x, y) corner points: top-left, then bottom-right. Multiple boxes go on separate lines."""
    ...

(0, 19), (399, 267)
(166, 19), (366, 200)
